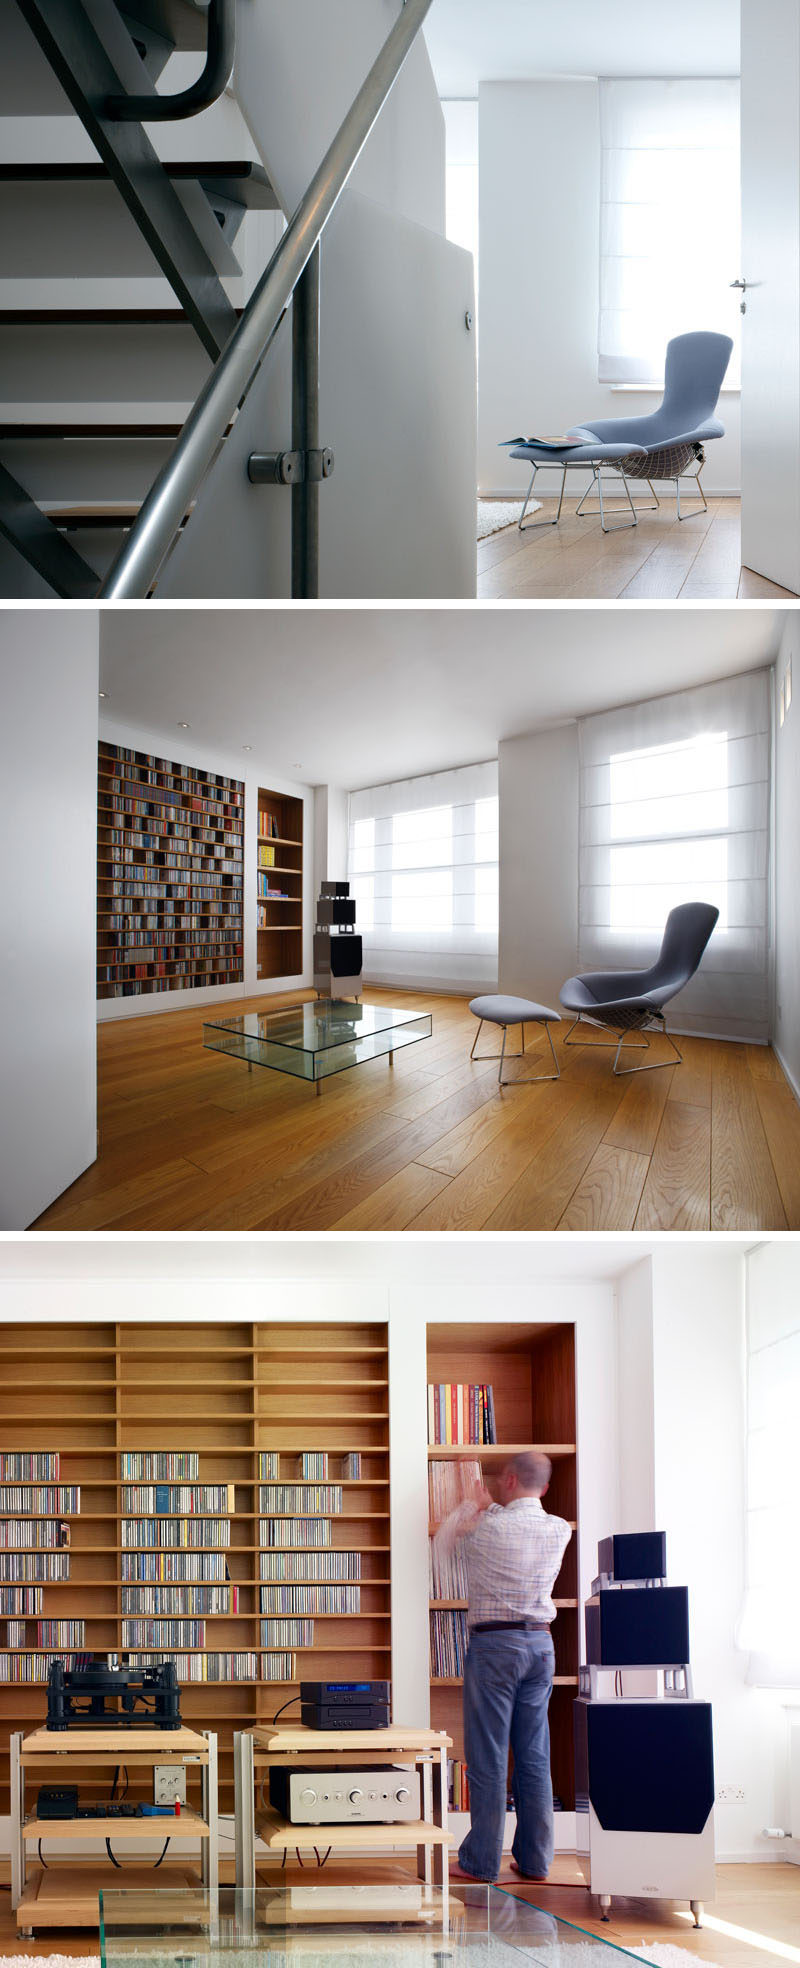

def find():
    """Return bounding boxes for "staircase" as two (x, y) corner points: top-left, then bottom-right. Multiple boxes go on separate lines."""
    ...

(0, 0), (476, 599)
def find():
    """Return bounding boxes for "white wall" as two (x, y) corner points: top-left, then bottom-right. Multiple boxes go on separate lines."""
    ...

(313, 784), (349, 892)
(478, 80), (741, 498)
(647, 1245), (786, 1862)
(97, 712), (314, 1021)
(773, 618), (800, 1096)
(745, 1241), (800, 1855)
(498, 723), (579, 1007)
(616, 1256), (655, 1534)
(0, 613), (99, 1228)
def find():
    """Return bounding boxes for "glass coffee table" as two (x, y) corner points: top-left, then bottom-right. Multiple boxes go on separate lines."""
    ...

(203, 1000), (433, 1094)
(99, 1885), (650, 1966)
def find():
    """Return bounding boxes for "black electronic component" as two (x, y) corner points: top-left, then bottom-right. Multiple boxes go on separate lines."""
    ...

(585, 1585), (690, 1668)
(299, 1679), (390, 1730)
(575, 1699), (714, 1836)
(596, 1531), (667, 1583)
(330, 934), (363, 977)
(37, 1786), (77, 1819)
(46, 1657), (182, 1731)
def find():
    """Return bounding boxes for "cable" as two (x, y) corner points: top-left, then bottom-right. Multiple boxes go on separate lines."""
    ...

(37, 1841), (48, 1871)
(271, 1695), (301, 1725)
(153, 1839), (170, 1868)
(105, 1839), (123, 1870)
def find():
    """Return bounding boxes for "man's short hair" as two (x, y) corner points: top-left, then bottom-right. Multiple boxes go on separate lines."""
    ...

(510, 1450), (552, 1494)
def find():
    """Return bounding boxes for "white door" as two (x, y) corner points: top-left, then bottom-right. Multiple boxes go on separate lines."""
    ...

(740, 0), (800, 593)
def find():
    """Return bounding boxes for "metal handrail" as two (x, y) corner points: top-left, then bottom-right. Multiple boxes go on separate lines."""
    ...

(101, 0), (435, 598)
(107, 0), (235, 121)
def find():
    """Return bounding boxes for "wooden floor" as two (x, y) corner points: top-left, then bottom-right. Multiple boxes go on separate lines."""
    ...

(477, 495), (797, 600)
(0, 1857), (797, 1965)
(33, 989), (800, 1232)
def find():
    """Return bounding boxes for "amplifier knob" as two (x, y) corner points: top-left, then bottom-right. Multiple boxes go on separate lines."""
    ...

(349, 1788), (364, 1804)
(300, 1788), (317, 1803)
(396, 1788), (410, 1802)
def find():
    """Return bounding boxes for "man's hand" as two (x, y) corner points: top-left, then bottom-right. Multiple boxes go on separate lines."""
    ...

(471, 1483), (494, 1512)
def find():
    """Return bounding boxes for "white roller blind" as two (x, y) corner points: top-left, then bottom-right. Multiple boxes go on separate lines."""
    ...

(577, 671), (771, 1041)
(599, 78), (740, 385)
(347, 761), (498, 993)
(740, 1292), (800, 1687)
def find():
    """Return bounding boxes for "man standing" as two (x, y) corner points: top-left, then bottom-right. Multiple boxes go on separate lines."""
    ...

(434, 1450), (571, 1883)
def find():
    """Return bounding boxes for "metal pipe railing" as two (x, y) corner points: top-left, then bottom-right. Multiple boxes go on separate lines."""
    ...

(100, 0), (435, 598)
(107, 0), (235, 121)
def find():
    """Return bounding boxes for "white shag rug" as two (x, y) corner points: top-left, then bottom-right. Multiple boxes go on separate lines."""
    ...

(26, 1944), (714, 1968)
(0, 1958), (100, 1967)
(477, 499), (540, 540)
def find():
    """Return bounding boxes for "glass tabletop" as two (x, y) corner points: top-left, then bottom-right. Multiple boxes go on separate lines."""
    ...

(203, 1000), (432, 1084)
(99, 1884), (650, 1967)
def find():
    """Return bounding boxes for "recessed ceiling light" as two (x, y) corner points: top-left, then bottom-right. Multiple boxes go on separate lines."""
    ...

(291, 762), (302, 769)
(242, 744), (252, 752)
(99, 690), (109, 699)
(178, 721), (191, 730)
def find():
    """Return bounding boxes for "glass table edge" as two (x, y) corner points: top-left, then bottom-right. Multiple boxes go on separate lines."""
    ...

(202, 1006), (432, 1058)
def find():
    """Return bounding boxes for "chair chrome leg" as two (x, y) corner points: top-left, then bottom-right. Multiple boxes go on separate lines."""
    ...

(498, 1020), (561, 1085)
(620, 470), (638, 526)
(519, 461), (568, 531)
(675, 463), (708, 521)
(612, 1021), (684, 1076)
(470, 1019), (484, 1060)
(498, 1024), (507, 1086)
(575, 470), (596, 518)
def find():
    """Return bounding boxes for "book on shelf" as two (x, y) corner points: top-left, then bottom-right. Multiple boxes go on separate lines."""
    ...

(427, 1384), (497, 1445)
(260, 1584), (361, 1615)
(342, 1453), (362, 1480)
(259, 1550), (361, 1581)
(258, 811), (280, 841)
(259, 1452), (280, 1480)
(448, 1758), (470, 1812)
(121, 1517), (231, 1548)
(299, 1453), (328, 1479)
(260, 1619), (315, 1648)
(122, 1484), (235, 1515)
(258, 1485), (343, 1515)
(0, 1453), (60, 1481)
(121, 1451), (201, 1480)
(121, 1585), (237, 1615)
(429, 1608), (468, 1679)
(428, 1459), (483, 1519)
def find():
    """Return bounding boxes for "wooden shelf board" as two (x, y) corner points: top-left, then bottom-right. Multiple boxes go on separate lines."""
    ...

(431, 1675), (578, 1688)
(257, 1812), (452, 1850)
(427, 1444), (576, 1458)
(21, 1726), (210, 1758)
(23, 1809), (208, 1840)
(428, 1599), (576, 1611)
(253, 1725), (450, 1753)
(16, 1860), (201, 1927)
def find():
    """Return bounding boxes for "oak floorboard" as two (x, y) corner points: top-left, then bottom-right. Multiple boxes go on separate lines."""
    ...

(751, 1081), (800, 1230)
(738, 564), (798, 598)
(634, 1101), (712, 1232)
(557, 1142), (650, 1230)
(710, 1044), (789, 1230)
(473, 497), (785, 602)
(30, 989), (800, 1232)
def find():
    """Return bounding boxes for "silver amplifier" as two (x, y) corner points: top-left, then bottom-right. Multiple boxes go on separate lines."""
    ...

(270, 1764), (421, 1824)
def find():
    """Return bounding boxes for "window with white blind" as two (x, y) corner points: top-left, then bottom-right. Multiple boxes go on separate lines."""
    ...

(578, 671), (771, 1041)
(598, 78), (740, 385)
(347, 761), (498, 993)
(740, 1252), (800, 1687)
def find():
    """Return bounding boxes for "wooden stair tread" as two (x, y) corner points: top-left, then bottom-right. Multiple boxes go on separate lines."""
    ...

(0, 160), (278, 209)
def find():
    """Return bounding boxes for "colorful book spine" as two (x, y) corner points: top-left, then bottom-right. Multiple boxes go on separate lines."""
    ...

(0, 1587), (43, 1614)
(121, 1553), (228, 1582)
(36, 1620), (86, 1648)
(121, 1485), (235, 1515)
(426, 1385), (497, 1445)
(429, 1608), (468, 1679)
(258, 1453), (280, 1479)
(342, 1453), (362, 1480)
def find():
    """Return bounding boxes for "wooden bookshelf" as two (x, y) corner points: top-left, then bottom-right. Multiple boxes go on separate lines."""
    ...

(257, 785), (304, 981)
(426, 1322), (578, 1819)
(0, 1322), (390, 1823)
(96, 742), (244, 1000)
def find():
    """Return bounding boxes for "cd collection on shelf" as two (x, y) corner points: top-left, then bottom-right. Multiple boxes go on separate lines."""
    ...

(120, 1585), (237, 1614)
(430, 1608), (469, 1679)
(127, 1651), (259, 1683)
(0, 1457), (82, 1684)
(121, 1517), (232, 1548)
(427, 1384), (497, 1445)
(121, 1485), (235, 1514)
(259, 1550), (362, 1581)
(121, 1452), (200, 1480)
(97, 742), (244, 999)
(0, 1454), (61, 1480)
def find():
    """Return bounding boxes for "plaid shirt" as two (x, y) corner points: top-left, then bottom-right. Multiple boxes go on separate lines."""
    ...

(435, 1496), (572, 1628)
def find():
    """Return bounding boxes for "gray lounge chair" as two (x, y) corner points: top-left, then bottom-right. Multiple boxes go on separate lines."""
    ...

(509, 331), (733, 532)
(558, 902), (720, 1075)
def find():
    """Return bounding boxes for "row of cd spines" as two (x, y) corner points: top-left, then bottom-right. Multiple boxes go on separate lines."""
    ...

(0, 1550), (367, 1583)
(0, 1455), (363, 1482)
(1, 1653), (311, 1684)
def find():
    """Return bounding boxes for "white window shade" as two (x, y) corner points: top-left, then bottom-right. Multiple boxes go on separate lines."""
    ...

(348, 761), (498, 993)
(599, 78), (740, 385)
(577, 670), (771, 1042)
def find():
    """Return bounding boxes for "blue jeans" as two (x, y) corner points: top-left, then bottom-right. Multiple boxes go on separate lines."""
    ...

(458, 1626), (555, 1882)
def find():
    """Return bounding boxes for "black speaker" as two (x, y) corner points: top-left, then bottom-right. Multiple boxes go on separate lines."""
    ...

(585, 1585), (690, 1667)
(575, 1699), (714, 1835)
(330, 935), (363, 977)
(597, 1531), (667, 1582)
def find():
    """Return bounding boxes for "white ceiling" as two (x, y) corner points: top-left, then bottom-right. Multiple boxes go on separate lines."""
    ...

(99, 605), (782, 791)
(424, 0), (740, 98)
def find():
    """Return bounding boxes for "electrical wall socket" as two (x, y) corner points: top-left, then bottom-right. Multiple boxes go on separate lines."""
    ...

(717, 1783), (746, 1804)
(154, 1765), (187, 1806)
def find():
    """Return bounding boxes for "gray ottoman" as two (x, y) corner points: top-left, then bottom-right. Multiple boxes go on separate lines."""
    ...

(468, 995), (562, 1085)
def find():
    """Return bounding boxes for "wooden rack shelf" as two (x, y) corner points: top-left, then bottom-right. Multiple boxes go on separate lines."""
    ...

(426, 1321), (579, 1820)
(96, 741), (244, 1001)
(0, 1321), (390, 1824)
(256, 785), (304, 982)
